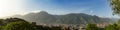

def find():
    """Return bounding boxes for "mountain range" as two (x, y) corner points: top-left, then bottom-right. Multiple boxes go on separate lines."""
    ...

(12, 11), (115, 25)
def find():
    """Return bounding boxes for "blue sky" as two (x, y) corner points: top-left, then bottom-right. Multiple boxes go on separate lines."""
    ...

(23, 0), (118, 18)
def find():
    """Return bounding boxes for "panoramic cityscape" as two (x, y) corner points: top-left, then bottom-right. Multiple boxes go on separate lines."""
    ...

(0, 0), (119, 30)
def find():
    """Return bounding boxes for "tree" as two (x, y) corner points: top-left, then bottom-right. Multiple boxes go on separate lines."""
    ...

(110, 0), (120, 15)
(2, 21), (38, 30)
(0, 19), (3, 24)
(105, 23), (118, 30)
(86, 23), (99, 30)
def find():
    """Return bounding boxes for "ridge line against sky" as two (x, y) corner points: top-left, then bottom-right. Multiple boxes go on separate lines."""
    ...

(0, 0), (119, 18)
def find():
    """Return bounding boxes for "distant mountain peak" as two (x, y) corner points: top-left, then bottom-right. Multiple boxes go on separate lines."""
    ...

(38, 11), (48, 14)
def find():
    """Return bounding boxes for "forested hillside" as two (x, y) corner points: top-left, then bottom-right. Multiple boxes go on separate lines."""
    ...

(12, 11), (113, 25)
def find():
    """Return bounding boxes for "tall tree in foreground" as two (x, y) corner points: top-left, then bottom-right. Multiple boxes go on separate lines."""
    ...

(110, 0), (120, 30)
(110, 0), (120, 15)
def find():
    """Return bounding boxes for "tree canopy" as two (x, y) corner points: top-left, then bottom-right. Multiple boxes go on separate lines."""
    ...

(110, 0), (120, 15)
(105, 23), (118, 30)
(3, 21), (38, 30)
(86, 23), (99, 30)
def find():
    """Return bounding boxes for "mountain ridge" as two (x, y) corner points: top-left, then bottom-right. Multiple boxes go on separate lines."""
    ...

(12, 11), (114, 25)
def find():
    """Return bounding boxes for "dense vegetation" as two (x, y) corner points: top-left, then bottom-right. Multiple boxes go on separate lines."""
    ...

(3, 21), (38, 30)
(0, 18), (38, 30)
(86, 24), (99, 30)
(110, 0), (120, 15)
(85, 20), (120, 30)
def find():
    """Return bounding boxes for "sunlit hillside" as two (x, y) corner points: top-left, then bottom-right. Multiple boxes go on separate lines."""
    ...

(0, 0), (119, 30)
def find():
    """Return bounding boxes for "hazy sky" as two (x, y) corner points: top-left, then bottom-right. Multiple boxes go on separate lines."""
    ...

(0, 0), (119, 18)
